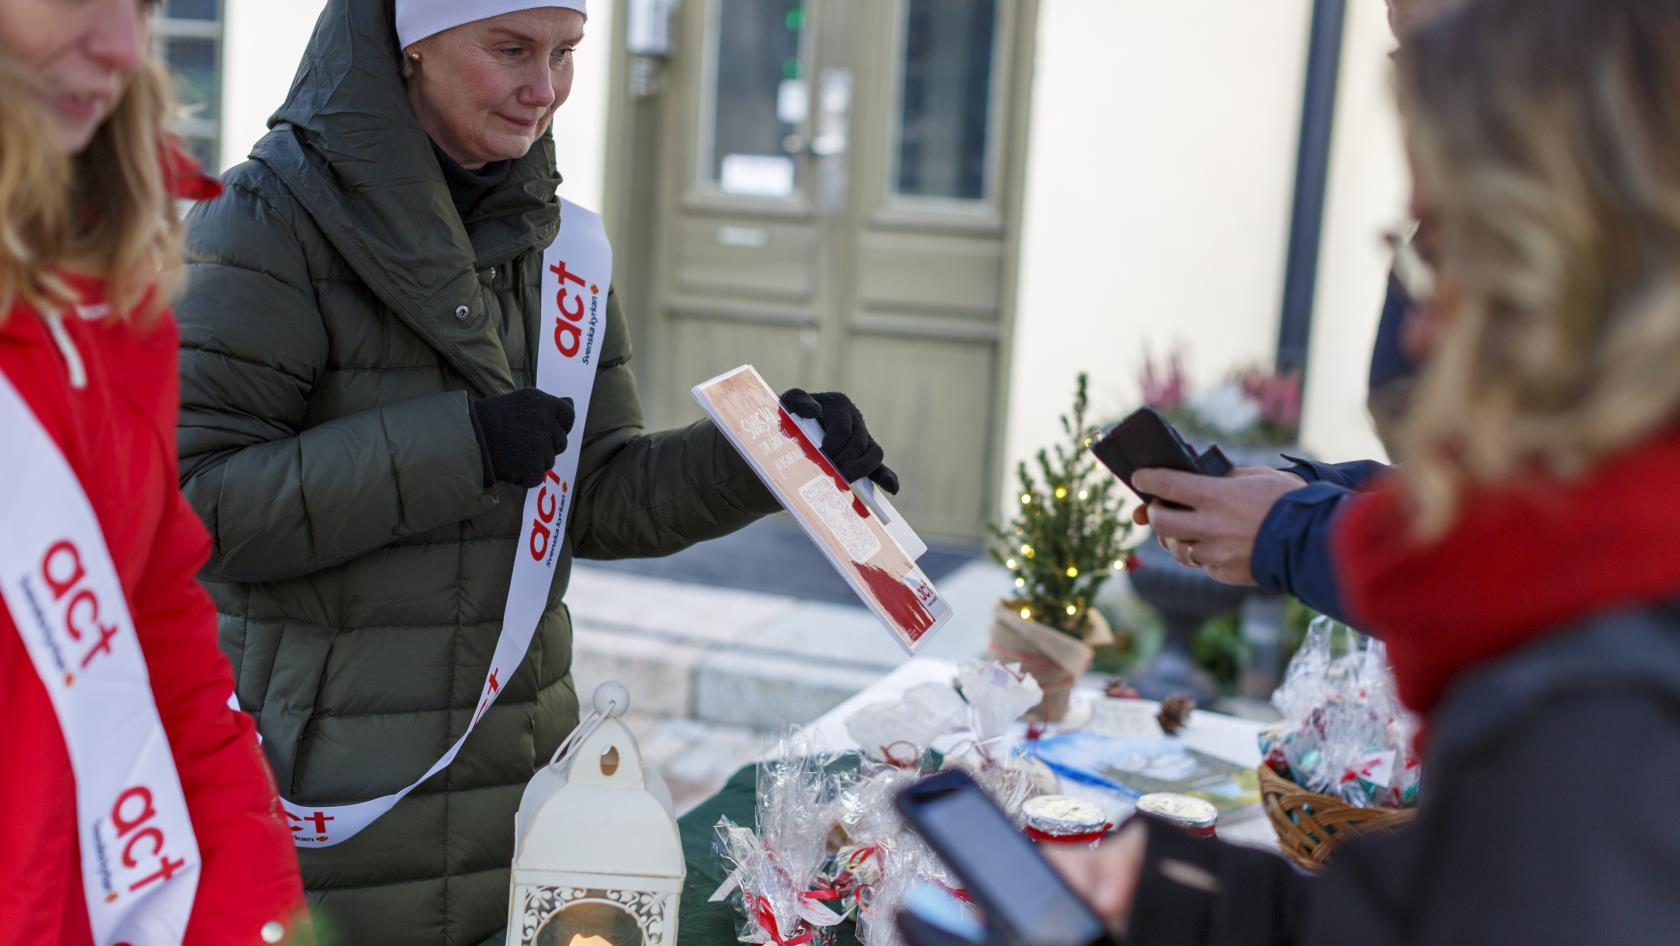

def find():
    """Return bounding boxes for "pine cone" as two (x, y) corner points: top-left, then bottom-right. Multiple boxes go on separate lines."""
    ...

(1158, 695), (1196, 734)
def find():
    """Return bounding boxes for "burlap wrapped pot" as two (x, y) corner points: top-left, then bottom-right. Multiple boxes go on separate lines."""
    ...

(988, 601), (1111, 722)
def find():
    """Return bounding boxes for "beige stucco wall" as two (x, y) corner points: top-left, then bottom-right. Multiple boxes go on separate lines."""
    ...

(1002, 0), (1405, 514)
(218, 0), (321, 172)
(218, 0), (612, 209)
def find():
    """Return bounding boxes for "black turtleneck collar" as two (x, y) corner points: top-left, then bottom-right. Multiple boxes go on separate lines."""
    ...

(431, 141), (514, 220)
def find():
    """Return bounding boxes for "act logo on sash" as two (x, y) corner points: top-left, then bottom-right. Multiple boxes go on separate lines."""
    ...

(1, 372), (202, 945)
(103, 784), (193, 899)
(32, 539), (124, 685)
(528, 245), (604, 568)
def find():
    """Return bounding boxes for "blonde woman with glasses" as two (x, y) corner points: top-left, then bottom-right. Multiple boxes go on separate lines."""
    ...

(1052, 1), (1680, 943)
(0, 1), (307, 943)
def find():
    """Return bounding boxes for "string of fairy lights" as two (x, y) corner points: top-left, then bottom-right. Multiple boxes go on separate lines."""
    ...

(1002, 482), (1133, 624)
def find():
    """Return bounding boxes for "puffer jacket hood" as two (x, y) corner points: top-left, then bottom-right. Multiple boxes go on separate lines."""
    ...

(263, 0), (561, 397)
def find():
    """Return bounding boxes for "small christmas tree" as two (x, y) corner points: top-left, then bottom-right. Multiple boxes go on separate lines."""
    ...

(989, 374), (1137, 637)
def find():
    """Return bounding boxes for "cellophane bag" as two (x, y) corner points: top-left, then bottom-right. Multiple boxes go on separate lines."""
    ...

(714, 728), (847, 944)
(843, 681), (968, 768)
(1259, 617), (1422, 809)
(854, 833), (976, 946)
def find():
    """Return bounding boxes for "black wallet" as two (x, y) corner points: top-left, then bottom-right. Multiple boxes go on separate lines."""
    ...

(1089, 407), (1232, 507)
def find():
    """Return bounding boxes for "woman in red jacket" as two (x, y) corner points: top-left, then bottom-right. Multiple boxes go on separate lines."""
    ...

(0, 2), (308, 944)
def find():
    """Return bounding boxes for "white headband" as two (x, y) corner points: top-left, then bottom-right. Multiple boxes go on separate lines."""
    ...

(396, 1), (587, 52)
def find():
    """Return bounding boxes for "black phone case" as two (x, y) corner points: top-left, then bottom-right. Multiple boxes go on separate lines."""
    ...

(1090, 407), (1232, 506)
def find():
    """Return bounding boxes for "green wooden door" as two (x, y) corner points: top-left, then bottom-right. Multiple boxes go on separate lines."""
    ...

(634, 0), (1036, 543)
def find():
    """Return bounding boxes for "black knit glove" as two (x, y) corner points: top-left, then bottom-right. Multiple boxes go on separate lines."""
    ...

(780, 389), (900, 494)
(470, 388), (575, 489)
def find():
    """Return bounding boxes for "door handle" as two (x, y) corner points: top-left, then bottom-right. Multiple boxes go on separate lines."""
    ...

(810, 133), (846, 157)
(782, 69), (851, 159)
(781, 133), (846, 158)
(815, 68), (852, 157)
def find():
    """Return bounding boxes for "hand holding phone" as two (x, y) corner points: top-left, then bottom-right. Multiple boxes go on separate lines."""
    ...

(895, 770), (1119, 946)
(1089, 407), (1233, 508)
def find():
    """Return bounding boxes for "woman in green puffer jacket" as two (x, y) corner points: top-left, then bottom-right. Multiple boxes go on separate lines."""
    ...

(173, 2), (896, 943)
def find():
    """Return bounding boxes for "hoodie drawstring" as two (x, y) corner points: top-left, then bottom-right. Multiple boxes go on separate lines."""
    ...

(42, 310), (88, 390)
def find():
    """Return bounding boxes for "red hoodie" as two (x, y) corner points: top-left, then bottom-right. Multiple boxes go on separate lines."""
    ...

(0, 276), (307, 943)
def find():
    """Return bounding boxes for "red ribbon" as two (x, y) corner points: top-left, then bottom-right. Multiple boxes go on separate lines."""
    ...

(748, 894), (814, 946)
(1025, 822), (1114, 845)
(831, 843), (884, 897)
(879, 740), (921, 768)
(848, 845), (884, 869)
(932, 879), (974, 903)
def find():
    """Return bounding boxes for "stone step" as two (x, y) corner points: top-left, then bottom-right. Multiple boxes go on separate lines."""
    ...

(620, 713), (767, 815)
(694, 650), (890, 730)
(567, 559), (1008, 731)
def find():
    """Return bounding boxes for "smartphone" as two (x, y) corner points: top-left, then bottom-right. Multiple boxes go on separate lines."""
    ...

(896, 769), (1119, 946)
(1089, 407), (1233, 507)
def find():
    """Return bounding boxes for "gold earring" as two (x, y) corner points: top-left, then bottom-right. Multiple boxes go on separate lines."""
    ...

(408, 51), (422, 64)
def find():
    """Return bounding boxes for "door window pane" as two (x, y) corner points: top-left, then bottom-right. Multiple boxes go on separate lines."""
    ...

(164, 0), (218, 20)
(708, 0), (807, 196)
(154, 2), (223, 174)
(163, 36), (219, 117)
(894, 0), (997, 201)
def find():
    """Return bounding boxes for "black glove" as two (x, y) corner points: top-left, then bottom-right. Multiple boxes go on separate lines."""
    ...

(780, 388), (900, 494)
(470, 388), (575, 488)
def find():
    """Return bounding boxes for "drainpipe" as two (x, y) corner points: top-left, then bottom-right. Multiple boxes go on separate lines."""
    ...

(1274, 0), (1348, 375)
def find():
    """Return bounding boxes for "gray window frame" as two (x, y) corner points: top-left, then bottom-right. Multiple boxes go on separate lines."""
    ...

(152, 2), (225, 171)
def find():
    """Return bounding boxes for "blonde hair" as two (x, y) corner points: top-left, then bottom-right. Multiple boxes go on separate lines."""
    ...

(0, 57), (185, 325)
(1394, 0), (1680, 535)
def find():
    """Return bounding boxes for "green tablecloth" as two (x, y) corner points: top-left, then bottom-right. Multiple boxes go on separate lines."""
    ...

(676, 762), (865, 946)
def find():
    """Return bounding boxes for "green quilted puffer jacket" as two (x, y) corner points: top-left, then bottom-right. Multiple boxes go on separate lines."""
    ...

(173, 1), (777, 942)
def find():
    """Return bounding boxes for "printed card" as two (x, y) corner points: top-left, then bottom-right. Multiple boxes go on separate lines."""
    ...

(693, 365), (952, 654)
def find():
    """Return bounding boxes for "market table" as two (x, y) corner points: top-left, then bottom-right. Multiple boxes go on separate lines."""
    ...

(674, 658), (1276, 945)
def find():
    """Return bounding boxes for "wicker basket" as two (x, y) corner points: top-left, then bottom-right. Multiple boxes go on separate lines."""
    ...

(1258, 765), (1417, 871)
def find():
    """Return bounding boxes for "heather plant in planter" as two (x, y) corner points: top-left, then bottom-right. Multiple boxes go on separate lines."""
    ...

(1141, 348), (1303, 448)
(987, 374), (1138, 722)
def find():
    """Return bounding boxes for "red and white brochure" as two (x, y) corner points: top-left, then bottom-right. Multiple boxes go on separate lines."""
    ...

(693, 365), (952, 654)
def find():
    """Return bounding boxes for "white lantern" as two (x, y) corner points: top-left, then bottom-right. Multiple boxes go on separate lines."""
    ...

(508, 683), (685, 946)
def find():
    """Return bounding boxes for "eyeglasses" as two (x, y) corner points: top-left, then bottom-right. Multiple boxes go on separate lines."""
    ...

(1383, 221), (1437, 307)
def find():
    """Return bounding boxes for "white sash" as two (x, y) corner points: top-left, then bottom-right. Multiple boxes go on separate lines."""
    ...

(0, 375), (202, 943)
(263, 200), (614, 848)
